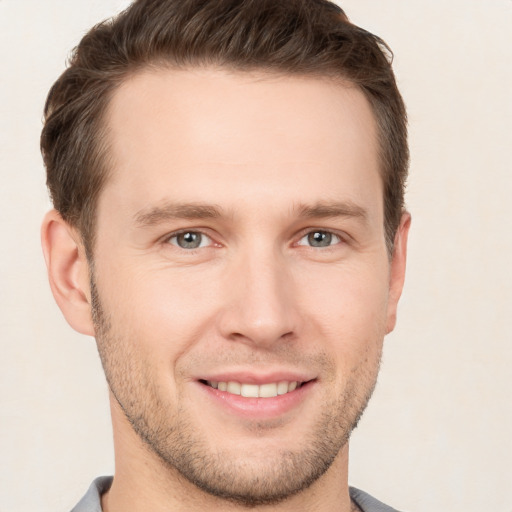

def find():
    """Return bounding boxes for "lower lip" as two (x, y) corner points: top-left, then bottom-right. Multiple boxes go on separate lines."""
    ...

(197, 381), (315, 420)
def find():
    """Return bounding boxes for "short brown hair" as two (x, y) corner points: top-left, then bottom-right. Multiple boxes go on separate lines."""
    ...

(41, 0), (408, 257)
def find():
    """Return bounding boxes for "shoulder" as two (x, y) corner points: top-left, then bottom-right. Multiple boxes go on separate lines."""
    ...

(70, 476), (113, 512)
(349, 487), (406, 512)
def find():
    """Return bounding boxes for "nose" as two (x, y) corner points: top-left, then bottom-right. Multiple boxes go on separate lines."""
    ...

(218, 247), (300, 348)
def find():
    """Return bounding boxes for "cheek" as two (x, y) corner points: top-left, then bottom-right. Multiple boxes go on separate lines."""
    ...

(295, 261), (389, 367)
(297, 261), (390, 328)
(99, 262), (222, 354)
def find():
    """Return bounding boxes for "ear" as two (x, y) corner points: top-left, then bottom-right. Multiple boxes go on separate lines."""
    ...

(385, 212), (411, 334)
(41, 210), (95, 336)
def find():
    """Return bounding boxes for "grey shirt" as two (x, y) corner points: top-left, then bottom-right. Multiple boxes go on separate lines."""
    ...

(71, 476), (403, 512)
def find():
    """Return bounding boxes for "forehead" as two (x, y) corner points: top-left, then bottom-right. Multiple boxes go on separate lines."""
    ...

(100, 67), (381, 221)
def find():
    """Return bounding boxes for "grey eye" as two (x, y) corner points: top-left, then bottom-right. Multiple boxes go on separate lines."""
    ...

(170, 231), (207, 249)
(297, 231), (341, 248)
(308, 231), (332, 247)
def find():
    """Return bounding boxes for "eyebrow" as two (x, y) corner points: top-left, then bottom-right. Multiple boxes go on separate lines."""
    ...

(294, 201), (369, 223)
(134, 202), (224, 227)
(134, 199), (369, 227)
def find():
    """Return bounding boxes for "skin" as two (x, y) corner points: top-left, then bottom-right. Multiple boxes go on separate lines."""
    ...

(42, 67), (410, 512)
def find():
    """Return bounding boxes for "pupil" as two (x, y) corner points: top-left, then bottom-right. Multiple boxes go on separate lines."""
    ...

(309, 231), (331, 247)
(179, 232), (201, 248)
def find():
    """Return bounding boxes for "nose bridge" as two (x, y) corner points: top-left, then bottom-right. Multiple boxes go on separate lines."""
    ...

(220, 240), (299, 346)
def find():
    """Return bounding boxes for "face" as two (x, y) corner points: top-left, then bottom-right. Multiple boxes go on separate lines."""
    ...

(90, 68), (407, 505)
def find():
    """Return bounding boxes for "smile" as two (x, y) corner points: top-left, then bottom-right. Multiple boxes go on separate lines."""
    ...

(203, 380), (303, 398)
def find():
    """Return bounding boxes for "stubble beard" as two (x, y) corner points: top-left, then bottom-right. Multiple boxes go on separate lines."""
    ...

(90, 277), (381, 507)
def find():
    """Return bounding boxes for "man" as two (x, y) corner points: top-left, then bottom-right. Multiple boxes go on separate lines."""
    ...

(40, 0), (410, 511)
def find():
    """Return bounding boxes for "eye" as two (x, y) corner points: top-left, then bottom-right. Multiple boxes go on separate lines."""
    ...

(168, 231), (212, 249)
(297, 230), (342, 248)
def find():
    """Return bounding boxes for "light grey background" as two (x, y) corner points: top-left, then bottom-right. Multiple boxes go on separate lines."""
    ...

(1, 1), (511, 511)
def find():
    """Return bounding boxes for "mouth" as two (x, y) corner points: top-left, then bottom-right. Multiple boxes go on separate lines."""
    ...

(199, 379), (307, 398)
(197, 376), (316, 419)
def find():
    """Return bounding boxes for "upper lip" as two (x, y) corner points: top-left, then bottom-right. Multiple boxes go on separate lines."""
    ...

(196, 370), (316, 385)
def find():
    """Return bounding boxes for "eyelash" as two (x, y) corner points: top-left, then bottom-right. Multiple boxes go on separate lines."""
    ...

(164, 228), (345, 251)
(165, 230), (216, 250)
(296, 230), (343, 249)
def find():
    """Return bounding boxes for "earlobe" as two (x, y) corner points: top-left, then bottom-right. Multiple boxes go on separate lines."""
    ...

(385, 212), (411, 334)
(41, 210), (95, 336)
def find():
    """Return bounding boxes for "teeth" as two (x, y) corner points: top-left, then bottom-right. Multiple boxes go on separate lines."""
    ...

(227, 381), (241, 395)
(241, 383), (259, 397)
(206, 380), (300, 398)
(258, 383), (277, 398)
(277, 381), (289, 395)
